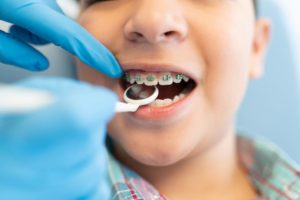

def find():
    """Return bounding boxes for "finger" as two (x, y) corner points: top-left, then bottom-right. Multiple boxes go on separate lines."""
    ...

(4, 3), (123, 78)
(9, 25), (49, 45)
(0, 30), (49, 71)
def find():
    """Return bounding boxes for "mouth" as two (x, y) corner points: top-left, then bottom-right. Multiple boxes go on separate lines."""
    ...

(118, 63), (198, 121)
(121, 71), (196, 107)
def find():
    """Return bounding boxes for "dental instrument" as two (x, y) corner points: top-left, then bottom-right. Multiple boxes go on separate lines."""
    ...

(0, 84), (158, 114)
(116, 84), (159, 112)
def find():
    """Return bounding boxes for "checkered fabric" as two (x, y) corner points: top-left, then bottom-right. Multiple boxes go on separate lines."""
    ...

(107, 135), (300, 200)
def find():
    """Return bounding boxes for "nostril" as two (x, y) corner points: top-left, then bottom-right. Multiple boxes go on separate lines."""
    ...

(159, 31), (183, 42)
(164, 31), (176, 37)
(135, 32), (144, 37)
(128, 32), (144, 42)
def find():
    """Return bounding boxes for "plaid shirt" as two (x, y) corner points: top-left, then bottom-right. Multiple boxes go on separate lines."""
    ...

(107, 135), (300, 200)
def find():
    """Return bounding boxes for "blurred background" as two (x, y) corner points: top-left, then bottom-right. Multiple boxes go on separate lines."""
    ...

(0, 0), (299, 162)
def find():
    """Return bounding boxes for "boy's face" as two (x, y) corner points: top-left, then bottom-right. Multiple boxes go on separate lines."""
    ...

(76, 0), (270, 166)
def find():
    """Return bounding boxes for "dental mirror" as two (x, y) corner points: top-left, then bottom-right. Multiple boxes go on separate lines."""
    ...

(115, 84), (159, 113)
(124, 84), (159, 105)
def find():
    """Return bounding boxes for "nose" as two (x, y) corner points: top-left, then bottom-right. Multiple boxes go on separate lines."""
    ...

(124, 1), (188, 44)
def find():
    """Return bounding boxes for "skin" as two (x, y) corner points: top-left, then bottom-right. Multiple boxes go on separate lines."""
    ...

(76, 0), (271, 199)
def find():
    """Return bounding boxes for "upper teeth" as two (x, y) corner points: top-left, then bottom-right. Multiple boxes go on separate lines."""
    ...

(124, 72), (190, 86)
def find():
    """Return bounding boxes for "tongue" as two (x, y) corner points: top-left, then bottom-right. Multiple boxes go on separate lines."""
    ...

(157, 84), (185, 99)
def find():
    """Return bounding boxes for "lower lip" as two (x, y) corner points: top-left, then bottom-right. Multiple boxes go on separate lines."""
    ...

(117, 84), (196, 121)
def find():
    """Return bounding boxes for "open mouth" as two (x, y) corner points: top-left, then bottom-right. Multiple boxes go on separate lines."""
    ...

(120, 70), (197, 107)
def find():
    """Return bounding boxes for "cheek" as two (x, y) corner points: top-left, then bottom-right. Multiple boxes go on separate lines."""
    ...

(76, 61), (115, 90)
(77, 8), (125, 54)
(193, 18), (254, 115)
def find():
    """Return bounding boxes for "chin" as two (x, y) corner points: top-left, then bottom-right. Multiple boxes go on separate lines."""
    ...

(108, 119), (200, 167)
(125, 141), (191, 167)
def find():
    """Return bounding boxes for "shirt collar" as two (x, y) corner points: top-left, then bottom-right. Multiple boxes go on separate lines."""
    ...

(238, 135), (300, 199)
(107, 135), (300, 200)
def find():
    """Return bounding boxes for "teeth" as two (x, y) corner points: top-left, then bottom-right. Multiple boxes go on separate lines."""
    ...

(151, 99), (164, 107)
(124, 73), (135, 84)
(124, 71), (192, 108)
(151, 99), (172, 107)
(179, 93), (185, 99)
(173, 74), (183, 83)
(134, 73), (145, 85)
(173, 95), (180, 103)
(159, 73), (173, 86)
(125, 72), (189, 86)
(144, 74), (158, 86)
(182, 75), (189, 82)
(150, 93), (186, 107)
(130, 78), (135, 84)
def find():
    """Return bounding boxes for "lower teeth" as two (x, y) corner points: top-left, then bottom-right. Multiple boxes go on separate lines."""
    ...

(150, 93), (186, 107)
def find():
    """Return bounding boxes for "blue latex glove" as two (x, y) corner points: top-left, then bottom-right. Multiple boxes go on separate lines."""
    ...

(0, 77), (117, 200)
(0, 0), (122, 78)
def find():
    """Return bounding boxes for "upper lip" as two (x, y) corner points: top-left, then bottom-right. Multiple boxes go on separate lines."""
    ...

(119, 61), (200, 83)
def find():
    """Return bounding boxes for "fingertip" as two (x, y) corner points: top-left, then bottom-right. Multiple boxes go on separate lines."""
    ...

(111, 70), (123, 79)
(28, 56), (49, 71)
(108, 62), (123, 79)
(105, 54), (123, 78)
(0, 30), (50, 71)
(100, 64), (123, 79)
(92, 52), (123, 78)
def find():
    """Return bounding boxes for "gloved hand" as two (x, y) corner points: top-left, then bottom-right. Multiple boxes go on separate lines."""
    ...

(0, 77), (117, 200)
(0, 0), (122, 78)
